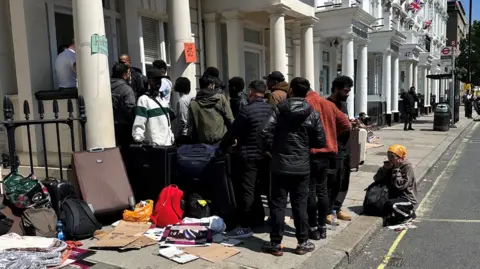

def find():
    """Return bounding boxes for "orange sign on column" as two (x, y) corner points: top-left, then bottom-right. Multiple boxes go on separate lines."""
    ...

(184, 43), (197, 63)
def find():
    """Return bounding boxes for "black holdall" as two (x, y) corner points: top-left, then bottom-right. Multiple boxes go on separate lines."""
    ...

(363, 182), (389, 217)
(60, 198), (102, 240)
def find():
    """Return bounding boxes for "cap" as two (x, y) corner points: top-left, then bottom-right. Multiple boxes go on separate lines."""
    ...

(147, 68), (164, 79)
(263, 71), (285, 82)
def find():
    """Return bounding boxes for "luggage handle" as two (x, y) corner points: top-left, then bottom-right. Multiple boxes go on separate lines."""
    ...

(88, 147), (105, 153)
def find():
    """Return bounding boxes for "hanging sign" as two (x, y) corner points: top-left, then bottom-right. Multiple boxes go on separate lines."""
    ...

(184, 43), (197, 63)
(91, 34), (108, 56)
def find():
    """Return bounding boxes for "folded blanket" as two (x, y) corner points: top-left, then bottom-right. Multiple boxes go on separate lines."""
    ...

(0, 250), (62, 269)
(0, 233), (67, 253)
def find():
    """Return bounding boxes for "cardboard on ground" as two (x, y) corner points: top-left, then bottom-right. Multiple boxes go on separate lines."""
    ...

(183, 243), (240, 263)
(94, 221), (152, 249)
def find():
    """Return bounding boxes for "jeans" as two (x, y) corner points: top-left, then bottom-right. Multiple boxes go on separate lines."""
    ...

(307, 156), (336, 227)
(237, 158), (271, 228)
(270, 173), (309, 244)
(334, 154), (351, 211)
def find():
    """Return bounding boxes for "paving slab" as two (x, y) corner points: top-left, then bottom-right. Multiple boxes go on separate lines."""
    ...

(82, 112), (474, 269)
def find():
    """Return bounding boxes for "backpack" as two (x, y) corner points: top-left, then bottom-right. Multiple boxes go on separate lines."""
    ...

(184, 193), (211, 219)
(21, 207), (57, 237)
(363, 182), (389, 216)
(60, 198), (102, 240)
(150, 185), (184, 227)
(3, 172), (51, 209)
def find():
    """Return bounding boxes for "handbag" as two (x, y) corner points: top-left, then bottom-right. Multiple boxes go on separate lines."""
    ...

(3, 173), (51, 209)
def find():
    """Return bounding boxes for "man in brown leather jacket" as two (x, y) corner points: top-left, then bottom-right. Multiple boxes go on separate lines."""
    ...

(264, 71), (289, 106)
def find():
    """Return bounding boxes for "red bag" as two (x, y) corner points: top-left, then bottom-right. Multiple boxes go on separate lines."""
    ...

(150, 185), (184, 227)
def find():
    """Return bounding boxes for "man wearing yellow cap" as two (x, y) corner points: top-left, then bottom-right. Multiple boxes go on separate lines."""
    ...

(373, 144), (418, 225)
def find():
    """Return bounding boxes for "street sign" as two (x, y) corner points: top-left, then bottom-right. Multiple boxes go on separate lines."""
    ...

(441, 46), (453, 57)
(451, 41), (457, 48)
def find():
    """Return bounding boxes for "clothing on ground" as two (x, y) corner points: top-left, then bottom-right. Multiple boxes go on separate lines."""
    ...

(257, 97), (326, 176)
(188, 88), (234, 145)
(267, 82), (289, 106)
(132, 94), (174, 146)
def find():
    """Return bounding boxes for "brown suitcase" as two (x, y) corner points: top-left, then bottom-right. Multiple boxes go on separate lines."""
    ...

(71, 147), (134, 215)
(349, 128), (361, 171)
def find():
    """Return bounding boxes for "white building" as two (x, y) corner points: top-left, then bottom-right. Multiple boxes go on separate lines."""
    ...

(0, 0), (448, 173)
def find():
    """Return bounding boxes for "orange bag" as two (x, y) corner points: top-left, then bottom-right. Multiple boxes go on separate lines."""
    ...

(122, 200), (154, 223)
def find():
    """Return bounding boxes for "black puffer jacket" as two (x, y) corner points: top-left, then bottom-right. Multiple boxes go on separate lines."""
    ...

(230, 91), (249, 119)
(258, 97), (326, 176)
(220, 97), (272, 160)
(111, 78), (136, 125)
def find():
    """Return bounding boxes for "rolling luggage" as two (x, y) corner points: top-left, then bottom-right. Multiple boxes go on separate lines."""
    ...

(71, 147), (134, 216)
(350, 128), (361, 171)
(358, 128), (367, 165)
(41, 177), (77, 216)
(127, 144), (177, 202)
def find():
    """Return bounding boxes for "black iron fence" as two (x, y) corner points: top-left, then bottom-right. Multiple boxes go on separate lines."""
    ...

(1, 95), (87, 180)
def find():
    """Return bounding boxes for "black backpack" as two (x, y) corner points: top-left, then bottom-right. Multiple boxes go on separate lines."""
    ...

(60, 198), (101, 240)
(184, 193), (211, 219)
(363, 182), (389, 216)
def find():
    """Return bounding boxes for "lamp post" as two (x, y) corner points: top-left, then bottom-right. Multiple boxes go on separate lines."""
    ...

(467, 0), (473, 84)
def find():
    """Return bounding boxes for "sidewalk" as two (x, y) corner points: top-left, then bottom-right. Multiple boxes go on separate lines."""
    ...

(78, 113), (474, 269)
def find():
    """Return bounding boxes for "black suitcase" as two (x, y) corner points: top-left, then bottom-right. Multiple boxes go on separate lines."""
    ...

(41, 178), (77, 215)
(127, 144), (177, 202)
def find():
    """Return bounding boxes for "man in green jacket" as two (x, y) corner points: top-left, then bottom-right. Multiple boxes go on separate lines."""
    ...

(188, 74), (234, 144)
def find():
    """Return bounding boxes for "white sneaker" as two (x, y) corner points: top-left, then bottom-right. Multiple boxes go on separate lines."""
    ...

(226, 227), (253, 239)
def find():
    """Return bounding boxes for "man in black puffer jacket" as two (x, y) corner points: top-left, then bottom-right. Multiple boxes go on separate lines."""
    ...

(220, 80), (272, 238)
(258, 77), (326, 257)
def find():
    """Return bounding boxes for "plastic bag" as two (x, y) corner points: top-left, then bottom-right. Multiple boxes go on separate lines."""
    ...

(123, 200), (154, 223)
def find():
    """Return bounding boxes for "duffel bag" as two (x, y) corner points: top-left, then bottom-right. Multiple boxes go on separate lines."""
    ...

(176, 144), (219, 179)
(363, 182), (389, 216)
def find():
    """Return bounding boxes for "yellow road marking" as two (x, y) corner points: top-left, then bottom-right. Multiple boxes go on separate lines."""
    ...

(377, 229), (407, 269)
(415, 218), (480, 223)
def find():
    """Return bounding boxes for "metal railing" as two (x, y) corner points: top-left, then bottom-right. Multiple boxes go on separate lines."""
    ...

(1, 95), (87, 180)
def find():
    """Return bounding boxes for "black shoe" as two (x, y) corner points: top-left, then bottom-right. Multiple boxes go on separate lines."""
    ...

(404, 127), (408, 131)
(408, 127), (415, 131)
(295, 241), (315, 255)
(309, 228), (321, 241)
(262, 242), (283, 256)
(319, 226), (327, 239)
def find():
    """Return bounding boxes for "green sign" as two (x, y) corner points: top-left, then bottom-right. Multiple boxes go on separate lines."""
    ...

(91, 34), (108, 56)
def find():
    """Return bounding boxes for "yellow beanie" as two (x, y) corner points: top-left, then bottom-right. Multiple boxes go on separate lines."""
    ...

(388, 144), (407, 159)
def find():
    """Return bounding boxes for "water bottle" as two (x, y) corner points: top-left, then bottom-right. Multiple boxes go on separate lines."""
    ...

(331, 210), (338, 231)
(56, 220), (65, 241)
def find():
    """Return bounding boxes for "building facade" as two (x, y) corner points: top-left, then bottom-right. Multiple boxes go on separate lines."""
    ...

(0, 0), (449, 172)
(446, 0), (466, 46)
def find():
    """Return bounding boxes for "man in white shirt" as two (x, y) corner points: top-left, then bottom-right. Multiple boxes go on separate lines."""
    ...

(55, 40), (76, 89)
(153, 60), (172, 107)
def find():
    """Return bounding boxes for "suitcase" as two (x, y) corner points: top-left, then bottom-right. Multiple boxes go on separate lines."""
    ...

(41, 177), (77, 216)
(127, 144), (176, 202)
(71, 147), (134, 216)
(358, 128), (367, 165)
(349, 128), (361, 171)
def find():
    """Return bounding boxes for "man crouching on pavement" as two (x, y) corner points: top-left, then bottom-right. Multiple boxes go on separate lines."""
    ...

(257, 77), (326, 256)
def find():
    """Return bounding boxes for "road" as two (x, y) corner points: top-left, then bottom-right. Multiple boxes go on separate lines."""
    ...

(348, 122), (480, 269)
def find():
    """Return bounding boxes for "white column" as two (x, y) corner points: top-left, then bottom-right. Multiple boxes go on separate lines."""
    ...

(356, 43), (368, 115)
(300, 20), (315, 85)
(342, 36), (355, 118)
(426, 68), (431, 107)
(168, 0), (196, 104)
(294, 40), (301, 77)
(383, 10), (392, 31)
(203, 13), (221, 69)
(423, 67), (429, 107)
(269, 12), (287, 74)
(314, 41), (322, 93)
(413, 63), (418, 90)
(73, 0), (115, 148)
(223, 11), (244, 78)
(383, 49), (392, 114)
(391, 54), (399, 113)
(406, 61), (413, 90)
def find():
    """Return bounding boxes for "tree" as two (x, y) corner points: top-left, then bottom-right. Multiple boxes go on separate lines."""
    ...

(456, 20), (480, 85)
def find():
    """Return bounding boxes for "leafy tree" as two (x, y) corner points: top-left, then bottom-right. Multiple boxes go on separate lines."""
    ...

(456, 20), (480, 85)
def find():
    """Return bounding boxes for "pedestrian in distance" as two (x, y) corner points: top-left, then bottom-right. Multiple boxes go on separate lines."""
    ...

(258, 77), (326, 256)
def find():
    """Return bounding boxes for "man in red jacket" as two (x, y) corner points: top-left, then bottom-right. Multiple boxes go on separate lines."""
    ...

(305, 87), (351, 240)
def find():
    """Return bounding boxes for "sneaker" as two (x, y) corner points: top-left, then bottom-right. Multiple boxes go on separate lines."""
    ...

(326, 214), (339, 225)
(226, 227), (253, 239)
(337, 209), (352, 221)
(319, 226), (327, 239)
(262, 242), (283, 256)
(408, 127), (415, 131)
(309, 226), (327, 240)
(295, 241), (315, 255)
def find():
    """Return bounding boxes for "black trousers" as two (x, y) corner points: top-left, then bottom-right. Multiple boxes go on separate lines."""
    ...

(334, 154), (351, 211)
(307, 156), (336, 227)
(270, 173), (309, 244)
(114, 123), (134, 164)
(465, 102), (473, 118)
(237, 158), (271, 228)
(404, 113), (413, 129)
(384, 197), (414, 224)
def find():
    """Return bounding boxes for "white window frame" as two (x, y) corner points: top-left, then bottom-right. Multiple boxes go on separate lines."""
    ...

(242, 26), (266, 84)
(243, 47), (264, 85)
(139, 15), (169, 75)
(47, 0), (121, 88)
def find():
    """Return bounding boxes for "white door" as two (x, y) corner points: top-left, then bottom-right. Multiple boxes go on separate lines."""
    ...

(244, 48), (263, 85)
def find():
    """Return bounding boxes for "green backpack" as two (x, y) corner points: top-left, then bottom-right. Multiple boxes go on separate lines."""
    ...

(3, 172), (51, 209)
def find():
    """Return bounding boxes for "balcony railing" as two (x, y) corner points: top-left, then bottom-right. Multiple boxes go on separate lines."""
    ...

(316, 0), (361, 9)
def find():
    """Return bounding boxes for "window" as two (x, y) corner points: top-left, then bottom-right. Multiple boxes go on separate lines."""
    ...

(244, 28), (262, 45)
(322, 65), (330, 94)
(141, 16), (169, 68)
(322, 51), (330, 62)
(104, 17), (114, 68)
(54, 12), (74, 54)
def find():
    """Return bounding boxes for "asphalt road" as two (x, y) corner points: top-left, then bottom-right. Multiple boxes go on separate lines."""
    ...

(347, 122), (480, 269)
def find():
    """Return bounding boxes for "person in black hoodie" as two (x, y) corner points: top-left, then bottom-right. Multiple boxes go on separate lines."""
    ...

(119, 54), (147, 99)
(401, 87), (418, 131)
(110, 62), (136, 160)
(258, 77), (326, 256)
(228, 77), (248, 118)
(220, 80), (272, 238)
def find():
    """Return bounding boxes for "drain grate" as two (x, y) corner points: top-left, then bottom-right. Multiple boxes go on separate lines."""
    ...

(387, 257), (405, 267)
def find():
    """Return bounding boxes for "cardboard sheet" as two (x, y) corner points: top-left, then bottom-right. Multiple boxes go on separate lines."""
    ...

(183, 243), (240, 263)
(94, 221), (151, 248)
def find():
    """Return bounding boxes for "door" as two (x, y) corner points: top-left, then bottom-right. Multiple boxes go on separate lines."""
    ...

(244, 48), (263, 85)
